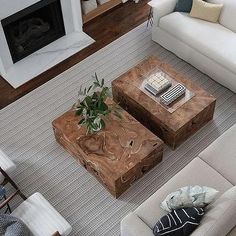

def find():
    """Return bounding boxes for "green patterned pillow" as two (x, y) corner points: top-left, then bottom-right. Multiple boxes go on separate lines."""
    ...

(160, 186), (219, 212)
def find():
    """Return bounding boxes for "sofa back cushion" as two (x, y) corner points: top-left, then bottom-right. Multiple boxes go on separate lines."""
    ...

(191, 186), (236, 236)
(207, 0), (236, 32)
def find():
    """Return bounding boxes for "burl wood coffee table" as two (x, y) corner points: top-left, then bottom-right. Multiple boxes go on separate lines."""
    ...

(52, 100), (163, 198)
(112, 56), (216, 149)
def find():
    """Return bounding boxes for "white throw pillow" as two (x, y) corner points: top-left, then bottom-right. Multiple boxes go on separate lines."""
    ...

(161, 185), (219, 212)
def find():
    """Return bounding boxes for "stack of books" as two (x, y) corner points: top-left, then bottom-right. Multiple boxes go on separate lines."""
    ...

(144, 72), (186, 106)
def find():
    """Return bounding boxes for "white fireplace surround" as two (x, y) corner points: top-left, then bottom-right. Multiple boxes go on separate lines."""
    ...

(0, 0), (94, 88)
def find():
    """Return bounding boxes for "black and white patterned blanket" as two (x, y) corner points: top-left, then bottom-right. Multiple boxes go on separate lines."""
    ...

(0, 214), (32, 236)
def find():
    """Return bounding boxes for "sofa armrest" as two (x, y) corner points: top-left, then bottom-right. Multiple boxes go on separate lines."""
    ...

(148, 0), (177, 26)
(121, 212), (154, 236)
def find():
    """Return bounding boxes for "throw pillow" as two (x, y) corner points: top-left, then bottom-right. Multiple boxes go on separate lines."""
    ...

(175, 0), (194, 13)
(190, 0), (223, 23)
(0, 214), (32, 236)
(161, 186), (218, 212)
(153, 207), (205, 236)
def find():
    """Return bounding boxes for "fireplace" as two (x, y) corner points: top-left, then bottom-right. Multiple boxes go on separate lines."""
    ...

(1, 0), (65, 63)
(0, 0), (94, 88)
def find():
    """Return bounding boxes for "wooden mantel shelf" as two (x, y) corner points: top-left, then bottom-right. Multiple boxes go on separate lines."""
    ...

(82, 0), (122, 23)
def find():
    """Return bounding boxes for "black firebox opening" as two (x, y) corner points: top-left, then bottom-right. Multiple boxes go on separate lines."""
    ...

(1, 0), (66, 63)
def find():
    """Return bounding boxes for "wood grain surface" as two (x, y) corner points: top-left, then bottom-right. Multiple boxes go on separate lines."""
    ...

(112, 56), (216, 149)
(52, 100), (163, 198)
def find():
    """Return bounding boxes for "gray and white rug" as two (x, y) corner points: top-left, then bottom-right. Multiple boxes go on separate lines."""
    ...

(0, 22), (236, 236)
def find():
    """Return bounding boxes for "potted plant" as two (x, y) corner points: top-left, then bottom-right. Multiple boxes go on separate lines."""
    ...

(74, 73), (121, 134)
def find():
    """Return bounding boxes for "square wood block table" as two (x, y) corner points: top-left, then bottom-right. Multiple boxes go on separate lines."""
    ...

(112, 56), (216, 149)
(52, 99), (163, 198)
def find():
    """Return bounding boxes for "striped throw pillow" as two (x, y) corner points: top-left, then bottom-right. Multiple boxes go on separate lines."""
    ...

(153, 207), (204, 236)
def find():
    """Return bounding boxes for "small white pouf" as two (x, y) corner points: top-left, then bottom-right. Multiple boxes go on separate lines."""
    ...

(11, 192), (72, 236)
(0, 149), (16, 182)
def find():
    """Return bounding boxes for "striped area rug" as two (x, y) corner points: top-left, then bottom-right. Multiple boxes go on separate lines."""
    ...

(0, 22), (236, 236)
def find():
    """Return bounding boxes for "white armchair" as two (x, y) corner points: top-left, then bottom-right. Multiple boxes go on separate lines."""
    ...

(11, 192), (72, 236)
(0, 167), (72, 236)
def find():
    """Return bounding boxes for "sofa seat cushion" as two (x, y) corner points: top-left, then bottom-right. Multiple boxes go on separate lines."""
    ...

(121, 212), (154, 236)
(11, 192), (72, 236)
(159, 12), (236, 75)
(134, 157), (232, 229)
(199, 124), (236, 185)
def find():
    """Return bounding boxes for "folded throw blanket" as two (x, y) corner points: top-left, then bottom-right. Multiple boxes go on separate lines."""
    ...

(0, 214), (32, 236)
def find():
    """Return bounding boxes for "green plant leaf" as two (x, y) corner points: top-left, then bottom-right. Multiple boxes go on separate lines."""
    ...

(78, 118), (85, 124)
(75, 72), (113, 134)
(85, 96), (92, 104)
(100, 119), (105, 129)
(87, 85), (93, 93)
(78, 86), (84, 96)
(86, 125), (93, 135)
(101, 110), (110, 116)
(92, 92), (98, 99)
(93, 82), (100, 88)
(72, 102), (77, 109)
(99, 101), (108, 111)
(92, 73), (100, 87)
(75, 108), (83, 116)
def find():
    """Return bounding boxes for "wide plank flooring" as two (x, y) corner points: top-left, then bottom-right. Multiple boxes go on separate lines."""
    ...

(0, 0), (150, 109)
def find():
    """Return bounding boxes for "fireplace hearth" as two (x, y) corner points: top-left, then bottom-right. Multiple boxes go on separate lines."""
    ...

(1, 0), (65, 63)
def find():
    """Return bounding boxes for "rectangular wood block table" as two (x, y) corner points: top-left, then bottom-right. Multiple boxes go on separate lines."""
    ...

(112, 56), (216, 149)
(52, 100), (163, 198)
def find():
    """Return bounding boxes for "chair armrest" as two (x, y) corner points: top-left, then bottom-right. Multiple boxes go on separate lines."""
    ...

(51, 231), (61, 236)
(121, 212), (154, 236)
(11, 193), (72, 236)
(148, 0), (177, 26)
(0, 190), (19, 209)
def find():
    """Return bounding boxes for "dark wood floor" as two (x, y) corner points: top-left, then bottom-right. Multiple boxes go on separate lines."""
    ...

(0, 0), (150, 109)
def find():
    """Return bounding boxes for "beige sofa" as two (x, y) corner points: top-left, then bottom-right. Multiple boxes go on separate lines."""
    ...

(121, 123), (236, 236)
